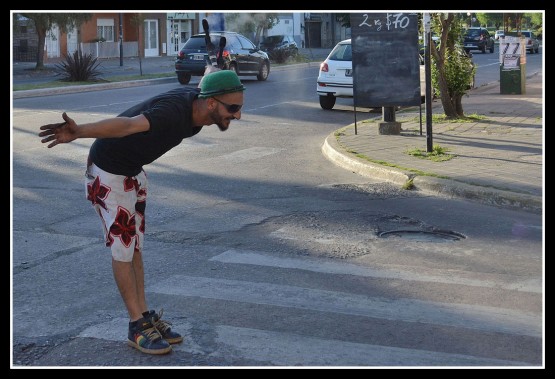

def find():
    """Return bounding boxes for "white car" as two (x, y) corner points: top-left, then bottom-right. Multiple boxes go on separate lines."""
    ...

(494, 30), (505, 40)
(316, 39), (353, 109)
(520, 30), (540, 54)
(316, 39), (426, 110)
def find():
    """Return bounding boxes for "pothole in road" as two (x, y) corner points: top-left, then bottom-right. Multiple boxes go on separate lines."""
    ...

(378, 229), (466, 242)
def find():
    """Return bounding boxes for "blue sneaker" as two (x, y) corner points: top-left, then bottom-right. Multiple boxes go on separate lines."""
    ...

(148, 309), (183, 344)
(128, 317), (172, 355)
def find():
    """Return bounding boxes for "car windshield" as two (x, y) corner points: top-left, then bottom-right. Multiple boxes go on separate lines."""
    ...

(183, 35), (222, 49)
(328, 43), (352, 61)
(521, 31), (532, 37)
(465, 29), (482, 37)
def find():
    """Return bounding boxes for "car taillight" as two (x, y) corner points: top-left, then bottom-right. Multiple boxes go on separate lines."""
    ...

(320, 62), (329, 72)
(217, 50), (230, 59)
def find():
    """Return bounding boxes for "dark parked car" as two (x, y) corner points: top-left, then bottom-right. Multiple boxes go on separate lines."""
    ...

(463, 27), (495, 54)
(175, 31), (270, 84)
(259, 35), (298, 54)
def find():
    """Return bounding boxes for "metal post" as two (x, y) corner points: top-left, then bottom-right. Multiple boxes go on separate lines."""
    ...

(119, 13), (123, 66)
(424, 13), (433, 152)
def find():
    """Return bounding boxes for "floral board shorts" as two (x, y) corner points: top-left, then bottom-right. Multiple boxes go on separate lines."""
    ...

(85, 160), (147, 262)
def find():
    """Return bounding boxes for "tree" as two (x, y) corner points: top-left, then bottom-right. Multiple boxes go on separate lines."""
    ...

(523, 12), (544, 36)
(224, 13), (279, 45)
(429, 13), (476, 119)
(130, 13), (146, 76)
(335, 13), (351, 28)
(16, 13), (91, 70)
(475, 13), (504, 29)
(503, 13), (525, 32)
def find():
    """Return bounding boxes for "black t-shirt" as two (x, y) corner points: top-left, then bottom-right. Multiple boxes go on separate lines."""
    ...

(89, 87), (203, 177)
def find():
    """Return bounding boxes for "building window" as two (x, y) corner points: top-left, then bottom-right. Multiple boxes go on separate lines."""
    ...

(97, 18), (114, 42)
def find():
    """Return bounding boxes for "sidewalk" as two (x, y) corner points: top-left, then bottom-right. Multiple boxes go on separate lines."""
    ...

(12, 56), (543, 214)
(12, 48), (331, 86)
(323, 71), (543, 214)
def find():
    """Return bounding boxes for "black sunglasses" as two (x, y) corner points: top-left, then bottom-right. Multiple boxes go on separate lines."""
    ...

(212, 97), (243, 114)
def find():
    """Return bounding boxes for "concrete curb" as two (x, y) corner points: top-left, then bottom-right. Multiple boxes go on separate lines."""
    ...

(322, 134), (411, 186)
(322, 131), (542, 214)
(413, 176), (542, 214)
(13, 77), (176, 99)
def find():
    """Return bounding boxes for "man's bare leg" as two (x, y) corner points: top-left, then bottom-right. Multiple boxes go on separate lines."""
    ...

(112, 249), (147, 321)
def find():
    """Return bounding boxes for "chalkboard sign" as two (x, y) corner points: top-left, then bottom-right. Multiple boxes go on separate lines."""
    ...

(350, 12), (421, 107)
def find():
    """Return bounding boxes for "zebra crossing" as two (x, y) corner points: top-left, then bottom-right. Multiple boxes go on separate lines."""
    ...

(78, 248), (542, 367)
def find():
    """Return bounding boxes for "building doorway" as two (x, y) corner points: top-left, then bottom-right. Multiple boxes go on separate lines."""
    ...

(304, 21), (321, 48)
(168, 19), (192, 56)
(143, 19), (159, 57)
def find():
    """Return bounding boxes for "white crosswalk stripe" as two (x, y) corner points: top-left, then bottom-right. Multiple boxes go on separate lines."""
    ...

(149, 274), (540, 338)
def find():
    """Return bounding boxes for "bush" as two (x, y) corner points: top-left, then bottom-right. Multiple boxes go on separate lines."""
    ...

(55, 50), (102, 82)
(268, 48), (294, 64)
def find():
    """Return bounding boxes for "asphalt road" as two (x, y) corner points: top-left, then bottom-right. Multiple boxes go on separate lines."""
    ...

(12, 59), (543, 368)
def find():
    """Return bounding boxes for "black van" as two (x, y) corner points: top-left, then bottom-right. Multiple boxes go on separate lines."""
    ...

(463, 27), (495, 54)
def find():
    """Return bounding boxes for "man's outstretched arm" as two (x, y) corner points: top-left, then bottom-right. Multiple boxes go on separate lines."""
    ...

(39, 112), (150, 148)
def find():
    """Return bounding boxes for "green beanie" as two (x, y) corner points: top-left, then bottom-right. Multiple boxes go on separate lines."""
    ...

(198, 70), (245, 98)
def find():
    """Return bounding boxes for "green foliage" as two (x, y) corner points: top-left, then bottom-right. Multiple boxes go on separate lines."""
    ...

(55, 50), (102, 82)
(402, 178), (415, 190)
(225, 13), (279, 41)
(406, 144), (455, 162)
(432, 46), (476, 98)
(465, 12), (542, 32)
(428, 13), (476, 115)
(268, 48), (295, 63)
(523, 12), (543, 37)
(335, 13), (351, 28)
(18, 12), (92, 34)
(14, 12), (92, 69)
(475, 13), (504, 29)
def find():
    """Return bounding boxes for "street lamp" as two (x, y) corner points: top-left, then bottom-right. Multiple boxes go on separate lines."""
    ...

(467, 12), (477, 27)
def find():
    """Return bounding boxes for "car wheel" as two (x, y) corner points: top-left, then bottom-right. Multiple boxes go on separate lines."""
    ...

(257, 62), (269, 81)
(177, 72), (191, 85)
(319, 95), (336, 110)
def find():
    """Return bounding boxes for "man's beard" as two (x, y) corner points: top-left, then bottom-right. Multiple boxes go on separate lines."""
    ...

(212, 112), (236, 132)
(217, 122), (229, 132)
(214, 112), (233, 132)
